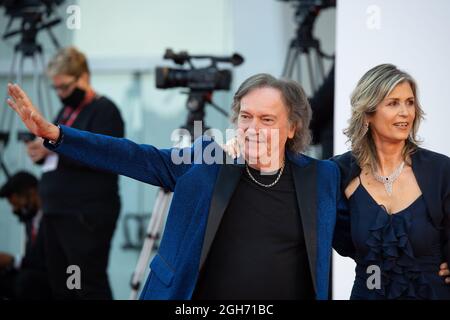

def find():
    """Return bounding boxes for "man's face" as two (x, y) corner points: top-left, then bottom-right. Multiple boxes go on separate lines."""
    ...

(51, 74), (79, 99)
(237, 87), (295, 167)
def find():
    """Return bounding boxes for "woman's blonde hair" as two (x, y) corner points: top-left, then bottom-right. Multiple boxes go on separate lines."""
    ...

(47, 46), (90, 78)
(344, 64), (425, 169)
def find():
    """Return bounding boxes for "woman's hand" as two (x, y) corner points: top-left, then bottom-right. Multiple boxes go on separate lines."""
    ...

(221, 136), (240, 159)
(6, 83), (59, 141)
(439, 262), (450, 284)
(221, 130), (245, 159)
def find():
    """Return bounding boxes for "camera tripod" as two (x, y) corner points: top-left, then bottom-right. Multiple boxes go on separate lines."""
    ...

(128, 90), (228, 300)
(128, 188), (173, 300)
(281, 3), (335, 159)
(281, 4), (334, 95)
(0, 12), (61, 178)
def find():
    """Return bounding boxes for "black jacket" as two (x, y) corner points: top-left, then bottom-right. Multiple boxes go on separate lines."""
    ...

(331, 148), (450, 262)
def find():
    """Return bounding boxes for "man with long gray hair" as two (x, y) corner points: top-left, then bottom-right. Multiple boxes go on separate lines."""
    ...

(6, 73), (339, 300)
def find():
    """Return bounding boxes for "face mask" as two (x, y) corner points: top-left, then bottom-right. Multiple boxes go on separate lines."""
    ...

(13, 206), (37, 223)
(60, 87), (86, 108)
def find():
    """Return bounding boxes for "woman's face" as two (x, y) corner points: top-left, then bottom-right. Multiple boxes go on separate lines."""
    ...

(51, 72), (89, 99)
(368, 81), (416, 144)
(51, 74), (79, 98)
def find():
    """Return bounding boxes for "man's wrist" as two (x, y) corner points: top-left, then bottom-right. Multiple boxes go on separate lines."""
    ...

(44, 125), (63, 148)
(47, 124), (61, 143)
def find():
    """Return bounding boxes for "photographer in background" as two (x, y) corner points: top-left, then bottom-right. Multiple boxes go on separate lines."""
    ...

(0, 171), (51, 300)
(26, 46), (125, 299)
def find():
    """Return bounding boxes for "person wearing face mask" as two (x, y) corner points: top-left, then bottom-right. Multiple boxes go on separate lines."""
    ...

(0, 171), (51, 300)
(24, 46), (124, 299)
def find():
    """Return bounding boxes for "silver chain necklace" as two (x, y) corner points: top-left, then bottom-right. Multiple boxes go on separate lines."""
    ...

(372, 161), (405, 196)
(245, 161), (285, 188)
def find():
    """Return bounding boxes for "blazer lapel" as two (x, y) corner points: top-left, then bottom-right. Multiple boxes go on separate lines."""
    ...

(199, 159), (244, 270)
(291, 158), (318, 294)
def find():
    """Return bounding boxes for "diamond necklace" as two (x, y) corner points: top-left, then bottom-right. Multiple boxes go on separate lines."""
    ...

(372, 161), (405, 196)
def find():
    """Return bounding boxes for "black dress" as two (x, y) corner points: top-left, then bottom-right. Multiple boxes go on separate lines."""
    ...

(348, 181), (450, 299)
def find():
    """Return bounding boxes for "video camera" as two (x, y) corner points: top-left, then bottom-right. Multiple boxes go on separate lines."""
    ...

(17, 132), (36, 143)
(155, 49), (244, 91)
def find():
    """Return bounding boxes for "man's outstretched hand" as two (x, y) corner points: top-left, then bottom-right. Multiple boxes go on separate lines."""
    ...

(6, 83), (59, 141)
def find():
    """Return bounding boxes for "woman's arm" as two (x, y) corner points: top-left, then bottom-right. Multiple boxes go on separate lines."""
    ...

(333, 192), (356, 259)
(440, 193), (450, 284)
(330, 153), (356, 259)
(438, 157), (450, 283)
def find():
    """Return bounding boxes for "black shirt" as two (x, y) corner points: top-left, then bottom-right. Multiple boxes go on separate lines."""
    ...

(39, 96), (124, 215)
(193, 161), (314, 300)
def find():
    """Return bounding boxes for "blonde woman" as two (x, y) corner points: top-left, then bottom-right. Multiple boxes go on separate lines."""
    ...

(332, 64), (450, 299)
